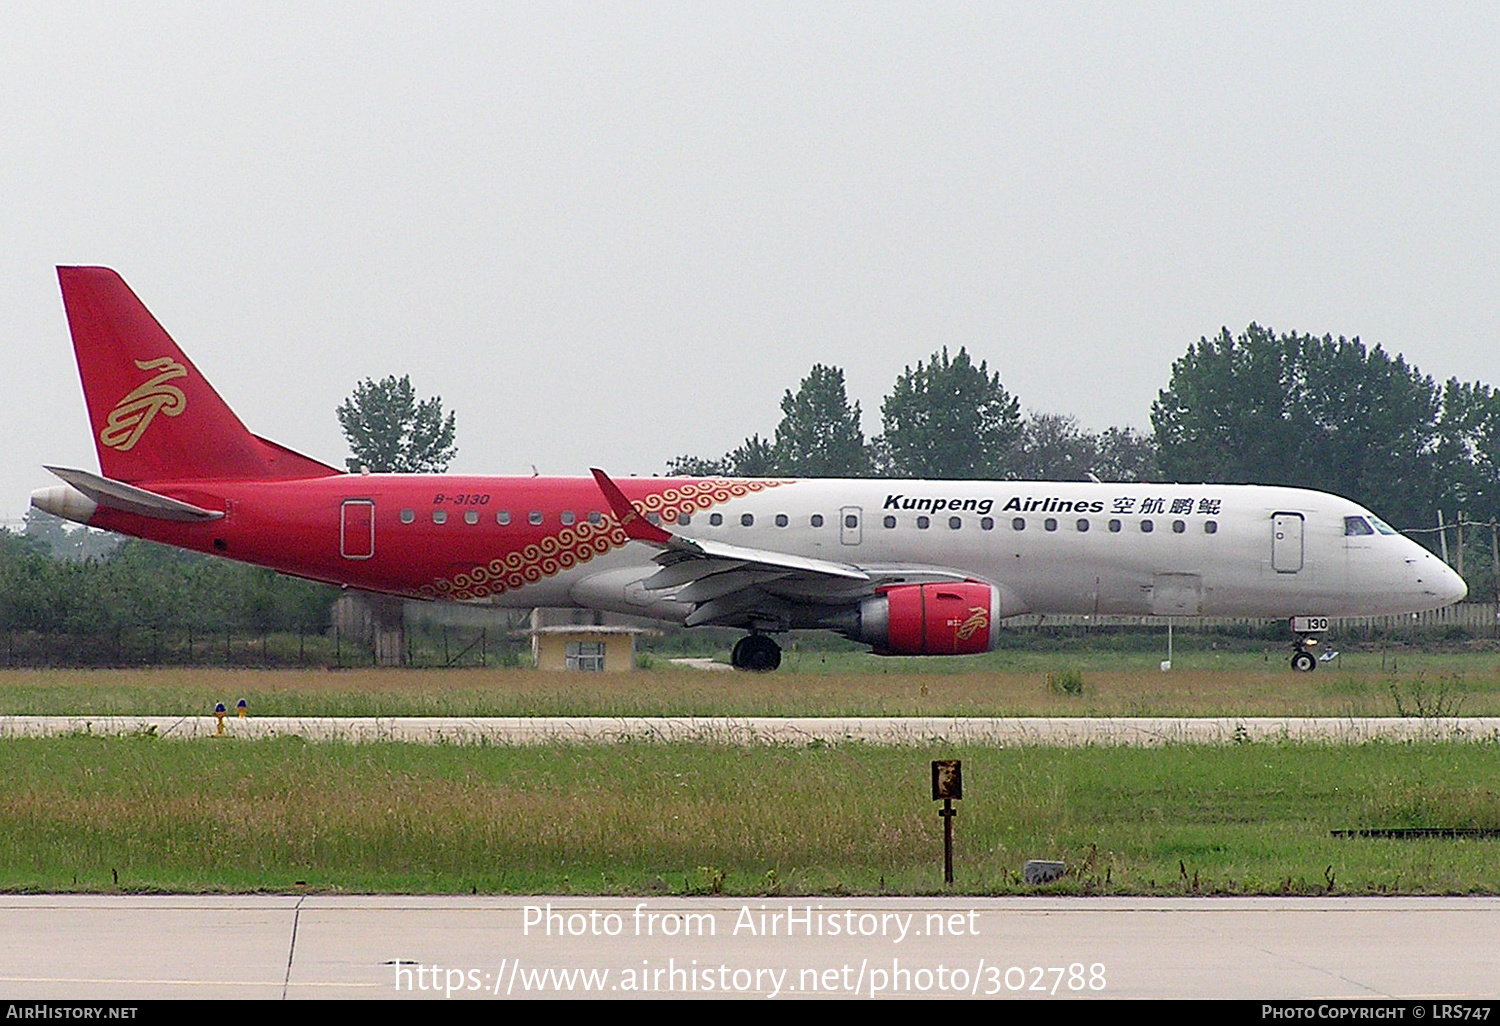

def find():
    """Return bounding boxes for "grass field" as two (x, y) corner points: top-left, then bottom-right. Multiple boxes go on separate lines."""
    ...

(0, 643), (1496, 717)
(2, 650), (1499, 896)
(1, 735), (1497, 896)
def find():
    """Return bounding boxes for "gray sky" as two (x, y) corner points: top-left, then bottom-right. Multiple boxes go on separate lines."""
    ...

(4, 2), (1498, 524)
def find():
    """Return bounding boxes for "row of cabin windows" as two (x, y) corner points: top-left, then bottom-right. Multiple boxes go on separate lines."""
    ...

(394, 506), (1218, 537)
(682, 511), (1217, 534)
(399, 509), (609, 526)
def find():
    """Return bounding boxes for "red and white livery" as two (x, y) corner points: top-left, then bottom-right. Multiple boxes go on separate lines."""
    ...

(32, 268), (1467, 670)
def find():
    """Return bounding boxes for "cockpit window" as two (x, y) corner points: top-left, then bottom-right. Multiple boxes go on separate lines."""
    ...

(1344, 516), (1375, 536)
(1369, 516), (1398, 536)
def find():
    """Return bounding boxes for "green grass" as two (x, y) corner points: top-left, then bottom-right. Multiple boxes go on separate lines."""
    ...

(3, 648), (1500, 717)
(2, 735), (1499, 896)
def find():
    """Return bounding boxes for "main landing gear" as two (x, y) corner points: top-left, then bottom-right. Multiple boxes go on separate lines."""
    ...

(731, 634), (782, 672)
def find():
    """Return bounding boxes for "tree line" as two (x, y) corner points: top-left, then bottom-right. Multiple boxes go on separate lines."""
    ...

(667, 349), (1158, 483)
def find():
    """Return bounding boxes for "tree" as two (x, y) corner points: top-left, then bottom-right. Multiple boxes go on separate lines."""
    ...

(337, 375), (457, 473)
(1151, 325), (1442, 529)
(771, 364), (870, 477)
(878, 347), (1022, 479)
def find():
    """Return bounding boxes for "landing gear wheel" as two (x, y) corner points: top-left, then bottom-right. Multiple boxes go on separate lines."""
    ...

(731, 634), (782, 672)
(1290, 650), (1317, 672)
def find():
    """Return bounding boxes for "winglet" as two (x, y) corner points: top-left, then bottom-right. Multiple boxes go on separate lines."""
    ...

(590, 468), (674, 544)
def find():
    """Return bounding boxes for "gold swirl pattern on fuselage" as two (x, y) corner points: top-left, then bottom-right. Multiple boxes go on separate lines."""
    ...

(419, 478), (788, 601)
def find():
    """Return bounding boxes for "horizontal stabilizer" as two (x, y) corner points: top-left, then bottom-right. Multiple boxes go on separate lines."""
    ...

(44, 466), (225, 522)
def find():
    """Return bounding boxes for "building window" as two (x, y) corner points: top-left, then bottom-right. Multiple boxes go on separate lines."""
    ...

(565, 641), (606, 672)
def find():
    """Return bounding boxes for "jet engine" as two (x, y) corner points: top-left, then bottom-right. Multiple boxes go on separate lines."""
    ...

(854, 581), (1007, 656)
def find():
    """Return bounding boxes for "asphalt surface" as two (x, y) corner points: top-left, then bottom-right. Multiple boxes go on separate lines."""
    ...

(2, 895), (1497, 1000)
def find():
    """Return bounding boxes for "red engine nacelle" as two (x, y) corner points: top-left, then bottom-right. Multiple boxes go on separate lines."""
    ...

(857, 581), (1001, 656)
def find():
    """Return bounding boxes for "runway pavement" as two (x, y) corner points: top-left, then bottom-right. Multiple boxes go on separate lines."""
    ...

(1, 894), (1498, 1000)
(4, 714), (1500, 744)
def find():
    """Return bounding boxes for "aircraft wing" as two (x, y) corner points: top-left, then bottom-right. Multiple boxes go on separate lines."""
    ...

(590, 468), (967, 629)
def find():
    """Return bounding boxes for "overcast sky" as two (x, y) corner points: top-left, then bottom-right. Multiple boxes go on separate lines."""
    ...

(4, 2), (1498, 525)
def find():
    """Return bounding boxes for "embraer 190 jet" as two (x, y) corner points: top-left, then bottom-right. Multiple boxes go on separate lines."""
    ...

(31, 268), (1466, 670)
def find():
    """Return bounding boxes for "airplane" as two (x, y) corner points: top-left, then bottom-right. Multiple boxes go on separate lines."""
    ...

(30, 267), (1468, 672)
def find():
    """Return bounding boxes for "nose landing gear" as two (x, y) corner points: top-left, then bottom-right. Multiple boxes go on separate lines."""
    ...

(731, 633), (782, 672)
(1291, 640), (1319, 672)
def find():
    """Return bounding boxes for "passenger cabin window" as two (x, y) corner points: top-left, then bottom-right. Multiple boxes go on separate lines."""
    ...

(917, 516), (930, 529)
(709, 513), (723, 526)
(1204, 521), (1218, 534)
(1140, 520), (1154, 533)
(589, 511), (603, 525)
(811, 514), (824, 527)
(949, 516), (962, 530)
(1108, 519), (1122, 533)
(465, 510), (479, 525)
(1076, 519), (1089, 532)
(496, 511), (511, 525)
(845, 514), (859, 529)
(432, 510), (447, 524)
(1345, 516), (1375, 536)
(400, 509), (415, 524)
(1172, 519), (1186, 533)
(981, 517), (994, 530)
(741, 513), (754, 526)
(883, 515), (897, 529)
(528, 511), (543, 525)
(1044, 518), (1057, 531)
(561, 511), (576, 525)
(679, 513), (692, 526)
(776, 514), (789, 527)
(1012, 517), (1025, 531)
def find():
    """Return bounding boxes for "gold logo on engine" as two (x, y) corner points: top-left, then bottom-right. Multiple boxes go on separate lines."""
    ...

(100, 358), (188, 452)
(955, 606), (989, 641)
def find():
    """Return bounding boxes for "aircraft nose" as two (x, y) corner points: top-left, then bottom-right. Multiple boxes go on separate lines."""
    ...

(1439, 563), (1468, 605)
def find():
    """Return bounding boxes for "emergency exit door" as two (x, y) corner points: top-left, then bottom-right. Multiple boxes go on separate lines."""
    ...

(341, 500), (375, 559)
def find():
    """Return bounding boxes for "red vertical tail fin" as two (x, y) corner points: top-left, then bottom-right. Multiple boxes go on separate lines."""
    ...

(57, 267), (339, 483)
